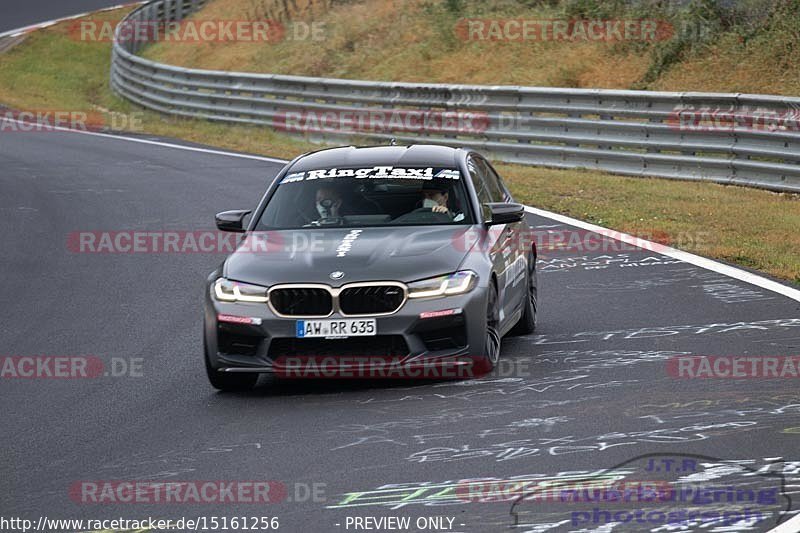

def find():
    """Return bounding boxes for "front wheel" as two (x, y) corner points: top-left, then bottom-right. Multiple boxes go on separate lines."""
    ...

(472, 281), (501, 376)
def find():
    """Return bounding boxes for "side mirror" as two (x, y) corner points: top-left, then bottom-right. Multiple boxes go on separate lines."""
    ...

(215, 210), (251, 233)
(485, 203), (525, 225)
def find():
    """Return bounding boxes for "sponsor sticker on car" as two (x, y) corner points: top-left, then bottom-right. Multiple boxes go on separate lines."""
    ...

(280, 166), (460, 184)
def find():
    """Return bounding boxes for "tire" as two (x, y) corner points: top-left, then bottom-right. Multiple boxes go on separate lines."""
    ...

(204, 339), (258, 392)
(511, 252), (538, 336)
(472, 281), (501, 376)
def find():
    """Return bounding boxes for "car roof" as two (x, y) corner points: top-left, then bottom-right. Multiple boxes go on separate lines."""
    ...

(287, 144), (465, 171)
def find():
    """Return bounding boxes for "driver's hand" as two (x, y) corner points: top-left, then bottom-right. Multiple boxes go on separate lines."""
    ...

(431, 205), (448, 214)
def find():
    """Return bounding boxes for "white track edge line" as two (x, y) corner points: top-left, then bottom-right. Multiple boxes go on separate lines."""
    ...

(524, 205), (800, 303)
(2, 118), (288, 163)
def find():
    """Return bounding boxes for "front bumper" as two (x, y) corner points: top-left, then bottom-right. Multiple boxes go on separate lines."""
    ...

(204, 283), (489, 378)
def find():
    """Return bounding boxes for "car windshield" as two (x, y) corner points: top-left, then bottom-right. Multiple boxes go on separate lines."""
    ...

(255, 166), (475, 229)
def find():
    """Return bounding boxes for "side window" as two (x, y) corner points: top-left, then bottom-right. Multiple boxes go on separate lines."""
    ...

(467, 158), (492, 222)
(468, 159), (492, 205)
(476, 157), (507, 203)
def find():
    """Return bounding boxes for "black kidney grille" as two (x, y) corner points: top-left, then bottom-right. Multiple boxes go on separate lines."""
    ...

(339, 285), (405, 315)
(270, 287), (332, 316)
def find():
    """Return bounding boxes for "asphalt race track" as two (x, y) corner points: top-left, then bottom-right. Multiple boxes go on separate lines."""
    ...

(3, 5), (800, 532)
(2, 124), (800, 532)
(0, 1), (130, 35)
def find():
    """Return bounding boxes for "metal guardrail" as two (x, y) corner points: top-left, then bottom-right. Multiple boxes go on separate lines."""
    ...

(110, 0), (800, 193)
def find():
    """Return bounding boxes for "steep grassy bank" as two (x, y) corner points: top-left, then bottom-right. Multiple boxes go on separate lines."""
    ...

(146, 0), (800, 95)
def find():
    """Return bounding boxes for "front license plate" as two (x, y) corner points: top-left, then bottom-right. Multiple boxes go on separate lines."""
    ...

(296, 319), (376, 338)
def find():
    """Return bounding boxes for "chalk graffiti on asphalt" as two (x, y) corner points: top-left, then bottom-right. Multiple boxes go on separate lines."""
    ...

(526, 318), (800, 345)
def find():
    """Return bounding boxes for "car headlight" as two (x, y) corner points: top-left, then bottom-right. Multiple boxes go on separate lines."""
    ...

(213, 278), (269, 303)
(407, 271), (478, 299)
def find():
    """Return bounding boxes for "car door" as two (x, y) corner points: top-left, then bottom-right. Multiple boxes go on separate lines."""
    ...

(478, 156), (528, 325)
(467, 155), (522, 329)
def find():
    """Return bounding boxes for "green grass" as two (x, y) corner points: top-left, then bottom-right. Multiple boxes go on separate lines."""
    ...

(0, 7), (798, 285)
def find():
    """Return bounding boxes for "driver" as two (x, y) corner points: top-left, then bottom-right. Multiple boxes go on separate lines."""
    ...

(305, 183), (380, 225)
(314, 185), (344, 221)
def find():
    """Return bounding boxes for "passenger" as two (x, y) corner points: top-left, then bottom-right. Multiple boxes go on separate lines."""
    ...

(419, 181), (464, 221)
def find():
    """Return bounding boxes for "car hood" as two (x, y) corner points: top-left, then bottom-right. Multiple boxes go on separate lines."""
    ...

(223, 226), (476, 285)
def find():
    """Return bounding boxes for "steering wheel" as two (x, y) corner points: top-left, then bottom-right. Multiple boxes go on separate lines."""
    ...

(412, 207), (452, 216)
(392, 207), (452, 224)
